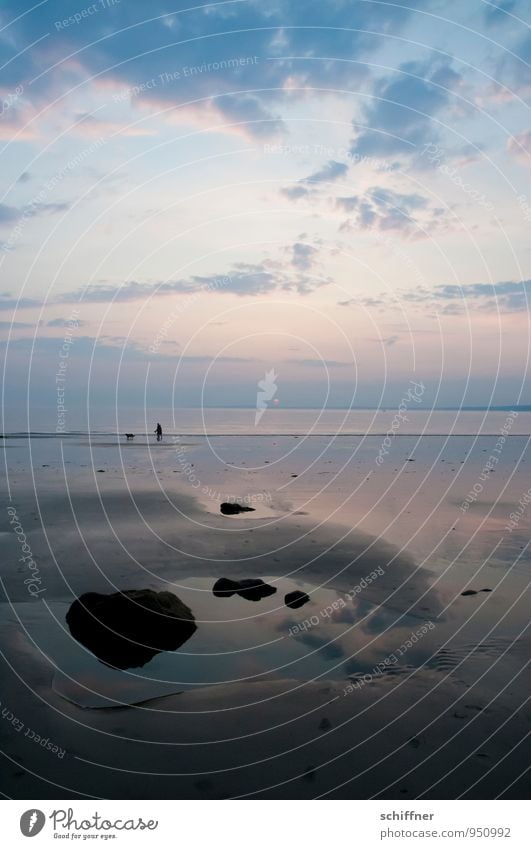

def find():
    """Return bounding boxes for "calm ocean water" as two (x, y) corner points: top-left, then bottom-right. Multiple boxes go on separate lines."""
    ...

(4, 407), (530, 436)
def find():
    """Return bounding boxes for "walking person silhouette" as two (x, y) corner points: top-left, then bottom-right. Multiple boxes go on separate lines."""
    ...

(155, 423), (162, 441)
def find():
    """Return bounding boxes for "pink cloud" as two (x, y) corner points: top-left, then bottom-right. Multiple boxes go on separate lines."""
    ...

(507, 130), (531, 165)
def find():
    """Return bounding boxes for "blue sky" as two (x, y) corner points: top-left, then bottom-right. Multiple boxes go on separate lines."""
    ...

(0, 0), (530, 422)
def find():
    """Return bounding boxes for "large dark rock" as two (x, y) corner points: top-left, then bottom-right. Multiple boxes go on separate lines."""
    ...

(212, 578), (276, 602)
(285, 590), (310, 610)
(220, 502), (255, 515)
(66, 589), (196, 669)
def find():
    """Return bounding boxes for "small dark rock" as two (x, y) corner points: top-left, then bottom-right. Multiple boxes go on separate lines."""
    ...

(220, 502), (255, 515)
(236, 579), (276, 601)
(212, 578), (240, 597)
(285, 590), (310, 610)
(213, 577), (276, 602)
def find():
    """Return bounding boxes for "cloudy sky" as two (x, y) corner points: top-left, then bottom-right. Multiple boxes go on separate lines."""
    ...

(0, 0), (530, 424)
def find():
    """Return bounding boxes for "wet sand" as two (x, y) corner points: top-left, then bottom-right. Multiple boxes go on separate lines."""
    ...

(0, 432), (529, 798)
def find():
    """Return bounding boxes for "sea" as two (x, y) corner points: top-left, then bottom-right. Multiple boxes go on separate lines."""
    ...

(2, 407), (531, 437)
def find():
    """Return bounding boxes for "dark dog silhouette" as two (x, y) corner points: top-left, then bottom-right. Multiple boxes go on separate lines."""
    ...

(125, 433), (135, 440)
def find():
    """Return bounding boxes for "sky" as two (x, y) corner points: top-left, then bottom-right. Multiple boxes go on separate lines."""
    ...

(0, 0), (530, 426)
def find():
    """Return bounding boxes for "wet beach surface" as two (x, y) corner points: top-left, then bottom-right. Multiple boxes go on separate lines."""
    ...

(0, 431), (529, 798)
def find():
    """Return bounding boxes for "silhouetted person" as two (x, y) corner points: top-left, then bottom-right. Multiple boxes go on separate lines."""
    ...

(155, 423), (162, 441)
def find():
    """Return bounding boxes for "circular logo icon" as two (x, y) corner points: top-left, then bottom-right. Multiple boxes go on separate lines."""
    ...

(20, 810), (45, 837)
